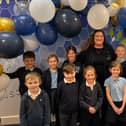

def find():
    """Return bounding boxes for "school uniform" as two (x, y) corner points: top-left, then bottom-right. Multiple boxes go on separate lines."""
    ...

(104, 76), (126, 126)
(57, 79), (79, 126)
(42, 68), (63, 126)
(20, 89), (50, 126)
(79, 80), (103, 126)
(7, 66), (42, 95)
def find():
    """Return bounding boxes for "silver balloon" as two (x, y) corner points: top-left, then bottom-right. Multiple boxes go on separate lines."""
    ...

(13, 0), (30, 16)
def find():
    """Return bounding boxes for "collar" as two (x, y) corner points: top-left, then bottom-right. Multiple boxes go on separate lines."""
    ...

(25, 67), (35, 71)
(110, 76), (120, 82)
(28, 88), (41, 100)
(64, 78), (76, 84)
(86, 80), (96, 87)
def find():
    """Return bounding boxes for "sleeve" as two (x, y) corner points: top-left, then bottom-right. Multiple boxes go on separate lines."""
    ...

(94, 83), (103, 111)
(79, 85), (90, 111)
(20, 96), (27, 126)
(104, 78), (109, 87)
(6, 69), (19, 79)
(43, 92), (51, 126)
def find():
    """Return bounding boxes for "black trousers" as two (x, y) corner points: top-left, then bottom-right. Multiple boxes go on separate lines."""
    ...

(105, 101), (126, 126)
(59, 112), (78, 126)
(79, 110), (100, 126)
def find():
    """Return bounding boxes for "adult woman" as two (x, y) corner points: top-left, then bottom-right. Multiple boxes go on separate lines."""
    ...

(77, 30), (116, 88)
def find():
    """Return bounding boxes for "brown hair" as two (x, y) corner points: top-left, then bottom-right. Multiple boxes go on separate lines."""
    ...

(25, 72), (42, 84)
(63, 63), (76, 73)
(47, 54), (59, 62)
(83, 65), (97, 78)
(23, 51), (35, 60)
(66, 45), (77, 54)
(82, 30), (106, 51)
(109, 61), (122, 73)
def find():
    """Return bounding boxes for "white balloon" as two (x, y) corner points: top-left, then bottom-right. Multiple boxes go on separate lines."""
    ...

(0, 74), (10, 91)
(108, 3), (120, 16)
(69, 0), (88, 11)
(29, 0), (56, 23)
(61, 0), (69, 6)
(87, 4), (110, 29)
(22, 34), (40, 51)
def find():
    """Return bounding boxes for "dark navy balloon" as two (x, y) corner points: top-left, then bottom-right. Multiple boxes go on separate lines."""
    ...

(14, 15), (36, 35)
(0, 32), (24, 58)
(55, 9), (82, 37)
(117, 7), (126, 28)
(35, 23), (57, 45)
(52, 0), (61, 8)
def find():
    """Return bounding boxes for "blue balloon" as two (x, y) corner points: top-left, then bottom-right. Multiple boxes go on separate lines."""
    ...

(35, 23), (57, 45)
(55, 9), (82, 37)
(52, 0), (61, 8)
(0, 32), (24, 58)
(14, 15), (36, 35)
(117, 7), (126, 28)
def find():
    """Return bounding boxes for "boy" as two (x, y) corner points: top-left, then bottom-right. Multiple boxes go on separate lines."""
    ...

(20, 72), (50, 126)
(57, 63), (79, 126)
(115, 44), (126, 78)
(7, 51), (42, 95)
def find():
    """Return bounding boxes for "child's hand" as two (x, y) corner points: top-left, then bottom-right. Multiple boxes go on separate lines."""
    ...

(118, 107), (124, 115)
(89, 106), (96, 114)
(113, 106), (120, 115)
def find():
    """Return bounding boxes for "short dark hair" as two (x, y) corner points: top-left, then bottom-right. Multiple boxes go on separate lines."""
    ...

(23, 51), (35, 60)
(63, 63), (76, 73)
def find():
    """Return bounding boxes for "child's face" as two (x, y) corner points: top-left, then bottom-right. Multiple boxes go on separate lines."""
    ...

(48, 57), (58, 70)
(110, 66), (121, 78)
(25, 77), (40, 92)
(115, 46), (126, 59)
(84, 70), (96, 83)
(67, 50), (76, 63)
(64, 70), (76, 83)
(23, 58), (35, 69)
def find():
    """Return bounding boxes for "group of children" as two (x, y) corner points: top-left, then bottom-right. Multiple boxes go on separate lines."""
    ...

(5, 44), (126, 126)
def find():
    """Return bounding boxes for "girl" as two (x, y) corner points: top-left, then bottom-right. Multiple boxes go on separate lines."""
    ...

(42, 54), (63, 126)
(79, 66), (103, 126)
(104, 61), (126, 126)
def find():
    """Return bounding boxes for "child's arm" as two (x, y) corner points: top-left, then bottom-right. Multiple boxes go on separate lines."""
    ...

(20, 96), (27, 126)
(106, 86), (120, 115)
(6, 69), (19, 79)
(94, 84), (103, 111)
(79, 85), (90, 111)
(119, 85), (126, 114)
(43, 92), (51, 126)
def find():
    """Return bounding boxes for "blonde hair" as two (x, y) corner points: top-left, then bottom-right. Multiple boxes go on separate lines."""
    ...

(47, 54), (59, 62)
(83, 65), (97, 78)
(109, 61), (122, 72)
(25, 72), (42, 83)
(115, 44), (126, 50)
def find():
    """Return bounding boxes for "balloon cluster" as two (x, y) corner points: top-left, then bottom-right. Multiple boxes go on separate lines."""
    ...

(1, 0), (126, 58)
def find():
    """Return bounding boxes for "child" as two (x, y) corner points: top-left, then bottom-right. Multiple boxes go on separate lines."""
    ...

(20, 72), (50, 126)
(42, 54), (63, 126)
(79, 66), (103, 126)
(7, 51), (42, 96)
(104, 61), (126, 126)
(115, 44), (126, 78)
(61, 45), (81, 82)
(57, 63), (79, 126)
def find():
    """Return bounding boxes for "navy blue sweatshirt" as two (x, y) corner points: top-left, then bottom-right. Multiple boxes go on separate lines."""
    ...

(57, 80), (79, 113)
(7, 66), (42, 95)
